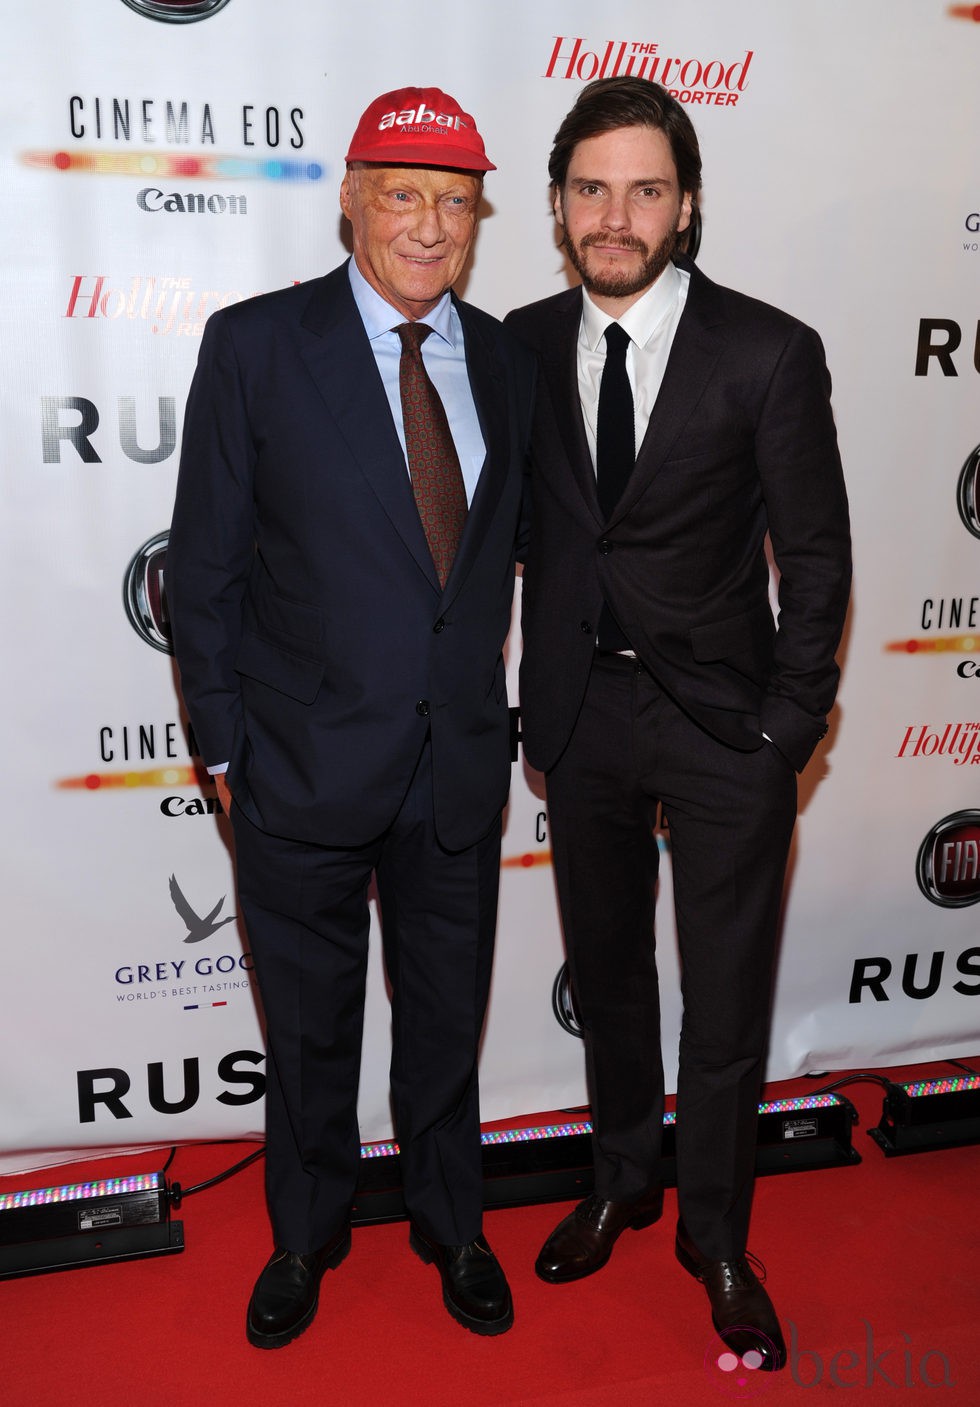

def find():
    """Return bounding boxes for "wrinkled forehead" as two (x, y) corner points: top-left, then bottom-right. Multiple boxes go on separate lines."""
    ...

(346, 162), (483, 196)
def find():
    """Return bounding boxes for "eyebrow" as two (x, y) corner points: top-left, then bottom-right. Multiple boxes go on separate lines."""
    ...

(568, 175), (675, 191)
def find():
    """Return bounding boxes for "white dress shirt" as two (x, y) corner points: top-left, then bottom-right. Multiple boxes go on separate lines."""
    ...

(577, 260), (689, 471)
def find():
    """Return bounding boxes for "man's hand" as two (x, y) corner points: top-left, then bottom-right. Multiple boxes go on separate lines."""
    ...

(214, 772), (234, 817)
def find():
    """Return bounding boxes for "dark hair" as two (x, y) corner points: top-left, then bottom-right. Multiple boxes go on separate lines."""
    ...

(548, 78), (702, 253)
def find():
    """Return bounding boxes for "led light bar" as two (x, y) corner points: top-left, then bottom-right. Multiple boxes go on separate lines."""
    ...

(0, 1170), (183, 1279)
(869, 1074), (980, 1155)
(350, 1094), (857, 1225)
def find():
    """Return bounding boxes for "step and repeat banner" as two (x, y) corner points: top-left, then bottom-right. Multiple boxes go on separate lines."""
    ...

(2, 0), (978, 1174)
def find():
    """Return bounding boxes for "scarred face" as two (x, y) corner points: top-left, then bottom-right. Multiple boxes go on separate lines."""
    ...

(340, 164), (481, 320)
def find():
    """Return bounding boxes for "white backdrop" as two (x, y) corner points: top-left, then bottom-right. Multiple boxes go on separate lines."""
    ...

(2, 0), (979, 1175)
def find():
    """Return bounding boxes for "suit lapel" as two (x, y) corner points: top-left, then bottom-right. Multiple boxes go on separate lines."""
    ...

(442, 298), (507, 599)
(297, 263), (440, 589)
(539, 289), (602, 523)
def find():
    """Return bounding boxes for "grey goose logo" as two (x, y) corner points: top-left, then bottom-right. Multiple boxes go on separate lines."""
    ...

(120, 0), (232, 21)
(169, 874), (236, 942)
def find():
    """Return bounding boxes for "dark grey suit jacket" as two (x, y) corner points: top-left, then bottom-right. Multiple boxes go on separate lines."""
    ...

(506, 255), (851, 774)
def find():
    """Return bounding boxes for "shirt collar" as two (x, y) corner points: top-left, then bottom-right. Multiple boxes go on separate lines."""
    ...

(348, 257), (456, 346)
(581, 259), (682, 351)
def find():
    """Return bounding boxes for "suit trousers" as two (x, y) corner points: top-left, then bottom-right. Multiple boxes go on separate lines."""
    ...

(546, 652), (797, 1261)
(231, 739), (501, 1253)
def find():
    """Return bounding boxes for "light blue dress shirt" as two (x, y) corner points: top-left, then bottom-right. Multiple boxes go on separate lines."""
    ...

(348, 257), (486, 506)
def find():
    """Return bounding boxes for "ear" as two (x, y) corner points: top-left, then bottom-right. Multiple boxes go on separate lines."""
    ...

(552, 185), (565, 230)
(339, 170), (353, 221)
(677, 189), (693, 234)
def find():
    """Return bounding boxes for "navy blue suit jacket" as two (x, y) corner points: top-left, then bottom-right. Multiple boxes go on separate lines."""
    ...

(169, 262), (535, 850)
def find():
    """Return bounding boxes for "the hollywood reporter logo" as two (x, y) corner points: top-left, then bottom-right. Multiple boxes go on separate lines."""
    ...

(544, 36), (754, 107)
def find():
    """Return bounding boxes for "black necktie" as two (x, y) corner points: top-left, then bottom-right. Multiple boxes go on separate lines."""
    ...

(596, 322), (635, 651)
(596, 322), (635, 520)
(396, 322), (468, 589)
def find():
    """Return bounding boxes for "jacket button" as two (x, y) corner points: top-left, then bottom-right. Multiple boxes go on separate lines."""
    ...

(580, 620), (592, 633)
(416, 700), (430, 717)
(433, 618), (445, 634)
(598, 538), (613, 554)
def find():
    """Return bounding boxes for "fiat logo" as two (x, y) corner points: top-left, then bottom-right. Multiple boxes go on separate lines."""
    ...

(120, 0), (232, 22)
(916, 810), (980, 907)
(956, 443), (980, 540)
(551, 962), (583, 1038)
(123, 530), (172, 653)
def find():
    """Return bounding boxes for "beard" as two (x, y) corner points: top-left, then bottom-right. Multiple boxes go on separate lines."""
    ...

(562, 224), (680, 301)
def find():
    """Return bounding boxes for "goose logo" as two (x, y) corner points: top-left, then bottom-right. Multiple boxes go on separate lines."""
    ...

(551, 963), (583, 1038)
(956, 443), (980, 539)
(916, 810), (980, 907)
(120, 0), (232, 20)
(123, 530), (171, 654)
(169, 874), (236, 942)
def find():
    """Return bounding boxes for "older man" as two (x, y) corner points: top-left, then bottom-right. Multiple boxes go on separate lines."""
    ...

(168, 86), (534, 1347)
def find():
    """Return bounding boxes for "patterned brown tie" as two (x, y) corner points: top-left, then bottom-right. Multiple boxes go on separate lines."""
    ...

(396, 321), (468, 588)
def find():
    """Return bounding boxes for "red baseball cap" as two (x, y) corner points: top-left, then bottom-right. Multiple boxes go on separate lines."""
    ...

(345, 86), (496, 172)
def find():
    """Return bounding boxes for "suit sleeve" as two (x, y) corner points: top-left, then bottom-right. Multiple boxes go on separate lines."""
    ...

(167, 310), (257, 768)
(755, 323), (851, 770)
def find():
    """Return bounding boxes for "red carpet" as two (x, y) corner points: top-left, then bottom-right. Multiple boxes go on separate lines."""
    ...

(3, 1062), (977, 1406)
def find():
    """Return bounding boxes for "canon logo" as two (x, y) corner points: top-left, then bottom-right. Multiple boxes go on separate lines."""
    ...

(137, 188), (247, 215)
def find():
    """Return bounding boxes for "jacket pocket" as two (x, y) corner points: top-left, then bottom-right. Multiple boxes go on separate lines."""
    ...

(234, 631), (324, 704)
(689, 603), (774, 663)
(249, 586), (323, 645)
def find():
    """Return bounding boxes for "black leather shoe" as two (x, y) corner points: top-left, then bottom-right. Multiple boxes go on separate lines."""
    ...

(246, 1227), (351, 1349)
(535, 1187), (664, 1284)
(409, 1226), (514, 1335)
(675, 1221), (786, 1372)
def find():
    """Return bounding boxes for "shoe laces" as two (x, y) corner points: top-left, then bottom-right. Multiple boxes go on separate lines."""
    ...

(580, 1193), (609, 1227)
(696, 1250), (767, 1289)
(745, 1251), (767, 1283)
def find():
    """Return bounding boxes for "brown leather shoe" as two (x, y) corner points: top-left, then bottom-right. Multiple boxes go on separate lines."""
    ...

(535, 1187), (664, 1283)
(409, 1226), (514, 1336)
(246, 1227), (351, 1349)
(675, 1220), (786, 1372)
